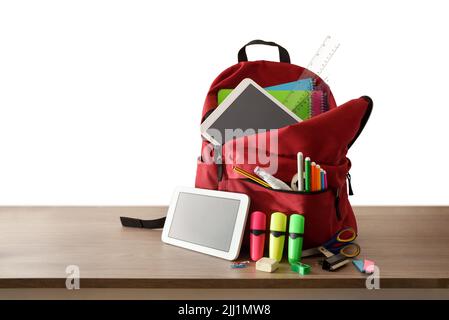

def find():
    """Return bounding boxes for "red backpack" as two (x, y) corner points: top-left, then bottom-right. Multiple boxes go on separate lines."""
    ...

(195, 40), (372, 250)
(120, 40), (372, 254)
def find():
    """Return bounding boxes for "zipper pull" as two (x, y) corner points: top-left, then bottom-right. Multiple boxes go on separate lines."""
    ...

(214, 145), (223, 182)
(347, 173), (354, 196)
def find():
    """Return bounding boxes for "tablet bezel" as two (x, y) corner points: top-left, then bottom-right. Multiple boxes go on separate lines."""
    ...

(161, 187), (250, 260)
(200, 78), (302, 145)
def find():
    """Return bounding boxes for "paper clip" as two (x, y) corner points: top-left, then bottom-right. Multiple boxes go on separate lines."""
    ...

(231, 261), (250, 269)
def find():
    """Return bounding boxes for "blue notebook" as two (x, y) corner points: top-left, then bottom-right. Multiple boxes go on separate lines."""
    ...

(265, 78), (314, 91)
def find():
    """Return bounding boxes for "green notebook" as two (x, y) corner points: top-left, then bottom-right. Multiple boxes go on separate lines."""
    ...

(218, 89), (311, 120)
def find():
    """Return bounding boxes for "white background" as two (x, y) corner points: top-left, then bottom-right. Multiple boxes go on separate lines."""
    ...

(0, 0), (448, 205)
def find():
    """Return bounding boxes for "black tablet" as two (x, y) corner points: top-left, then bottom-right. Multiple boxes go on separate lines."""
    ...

(200, 78), (302, 145)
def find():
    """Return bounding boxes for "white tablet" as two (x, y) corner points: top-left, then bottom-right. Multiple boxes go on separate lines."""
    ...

(161, 187), (250, 260)
(200, 78), (302, 145)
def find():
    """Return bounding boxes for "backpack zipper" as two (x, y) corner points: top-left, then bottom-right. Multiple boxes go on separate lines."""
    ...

(335, 188), (341, 221)
(347, 173), (354, 196)
(214, 145), (224, 182)
(243, 178), (327, 195)
(244, 178), (342, 221)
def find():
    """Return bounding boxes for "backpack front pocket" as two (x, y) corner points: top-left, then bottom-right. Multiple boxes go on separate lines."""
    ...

(195, 157), (219, 190)
(222, 178), (349, 250)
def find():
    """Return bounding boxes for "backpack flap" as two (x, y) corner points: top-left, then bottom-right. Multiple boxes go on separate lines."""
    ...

(217, 96), (372, 249)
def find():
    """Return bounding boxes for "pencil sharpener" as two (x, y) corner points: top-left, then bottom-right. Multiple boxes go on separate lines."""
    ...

(291, 262), (311, 275)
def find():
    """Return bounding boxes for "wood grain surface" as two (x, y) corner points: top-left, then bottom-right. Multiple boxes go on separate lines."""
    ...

(0, 206), (448, 289)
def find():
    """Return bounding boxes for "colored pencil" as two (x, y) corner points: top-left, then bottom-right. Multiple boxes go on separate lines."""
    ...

(233, 166), (271, 188)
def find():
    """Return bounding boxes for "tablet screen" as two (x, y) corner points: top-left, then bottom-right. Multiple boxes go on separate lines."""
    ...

(168, 192), (241, 251)
(205, 83), (299, 144)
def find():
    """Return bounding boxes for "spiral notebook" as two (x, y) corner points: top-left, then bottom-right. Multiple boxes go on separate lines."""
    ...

(265, 78), (314, 91)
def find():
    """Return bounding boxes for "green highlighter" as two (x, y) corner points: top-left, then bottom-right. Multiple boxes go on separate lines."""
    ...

(288, 214), (305, 264)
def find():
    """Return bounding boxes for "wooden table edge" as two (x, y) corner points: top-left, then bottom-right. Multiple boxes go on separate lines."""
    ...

(0, 278), (448, 289)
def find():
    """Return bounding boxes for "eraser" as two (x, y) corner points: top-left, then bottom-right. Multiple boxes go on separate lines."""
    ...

(256, 257), (279, 273)
(364, 259), (375, 273)
(352, 259), (365, 273)
(291, 262), (311, 275)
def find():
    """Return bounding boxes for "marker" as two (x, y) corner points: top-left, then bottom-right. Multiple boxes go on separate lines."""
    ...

(250, 211), (266, 261)
(316, 165), (321, 191)
(323, 170), (328, 189)
(304, 157), (311, 192)
(311, 162), (317, 191)
(297, 152), (304, 191)
(320, 169), (325, 191)
(288, 214), (305, 265)
(269, 212), (287, 262)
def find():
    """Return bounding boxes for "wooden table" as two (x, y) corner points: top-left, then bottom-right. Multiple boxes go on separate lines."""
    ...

(0, 206), (448, 299)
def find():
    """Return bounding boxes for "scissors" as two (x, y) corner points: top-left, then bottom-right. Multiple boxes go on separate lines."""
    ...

(319, 227), (361, 258)
(302, 227), (361, 258)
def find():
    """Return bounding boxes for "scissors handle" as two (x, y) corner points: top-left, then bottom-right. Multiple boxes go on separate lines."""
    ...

(336, 227), (357, 242)
(338, 243), (361, 258)
(323, 227), (357, 249)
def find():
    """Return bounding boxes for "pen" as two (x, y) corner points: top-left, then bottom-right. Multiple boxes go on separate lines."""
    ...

(297, 152), (304, 191)
(304, 157), (311, 192)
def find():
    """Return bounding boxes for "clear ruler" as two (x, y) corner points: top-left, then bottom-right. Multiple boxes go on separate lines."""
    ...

(306, 35), (340, 78)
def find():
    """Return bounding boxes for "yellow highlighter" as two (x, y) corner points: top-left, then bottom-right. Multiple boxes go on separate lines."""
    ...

(269, 212), (287, 262)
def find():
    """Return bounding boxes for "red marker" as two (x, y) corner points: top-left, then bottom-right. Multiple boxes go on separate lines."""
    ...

(250, 211), (266, 261)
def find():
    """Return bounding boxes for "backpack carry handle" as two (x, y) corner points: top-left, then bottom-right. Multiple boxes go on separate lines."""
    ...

(238, 40), (291, 63)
